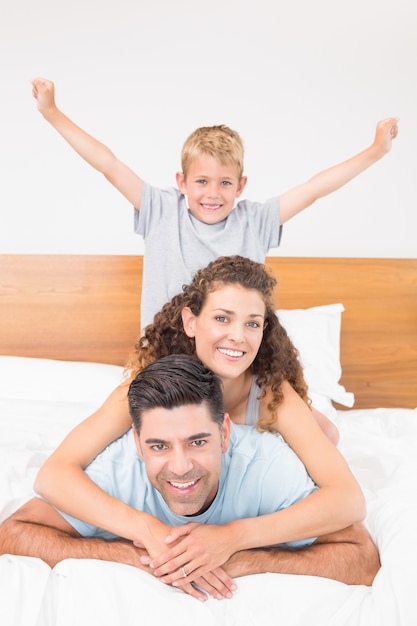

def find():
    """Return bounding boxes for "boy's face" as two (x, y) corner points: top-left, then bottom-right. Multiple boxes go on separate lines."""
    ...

(176, 154), (247, 225)
(134, 404), (230, 517)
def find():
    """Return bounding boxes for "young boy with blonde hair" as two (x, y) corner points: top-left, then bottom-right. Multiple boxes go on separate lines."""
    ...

(31, 77), (398, 328)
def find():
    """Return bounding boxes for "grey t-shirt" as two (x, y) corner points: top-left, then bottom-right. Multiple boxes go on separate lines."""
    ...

(134, 184), (282, 328)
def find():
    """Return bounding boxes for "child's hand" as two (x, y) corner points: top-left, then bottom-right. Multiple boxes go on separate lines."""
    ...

(373, 117), (399, 155)
(31, 77), (56, 115)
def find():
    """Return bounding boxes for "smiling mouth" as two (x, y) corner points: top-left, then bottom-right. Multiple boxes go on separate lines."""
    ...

(201, 203), (222, 211)
(217, 348), (245, 358)
(169, 479), (198, 489)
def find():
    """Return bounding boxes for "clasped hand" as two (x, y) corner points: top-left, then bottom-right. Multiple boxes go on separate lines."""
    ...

(138, 522), (237, 601)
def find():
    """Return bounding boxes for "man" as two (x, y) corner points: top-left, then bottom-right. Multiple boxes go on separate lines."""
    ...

(0, 355), (380, 602)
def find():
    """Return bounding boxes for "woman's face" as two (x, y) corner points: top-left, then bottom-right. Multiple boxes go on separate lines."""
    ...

(182, 284), (266, 381)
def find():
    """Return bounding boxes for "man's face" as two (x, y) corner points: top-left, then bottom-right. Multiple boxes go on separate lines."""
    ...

(134, 404), (230, 516)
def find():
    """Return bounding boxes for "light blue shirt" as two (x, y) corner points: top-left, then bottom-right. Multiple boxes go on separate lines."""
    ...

(61, 424), (317, 549)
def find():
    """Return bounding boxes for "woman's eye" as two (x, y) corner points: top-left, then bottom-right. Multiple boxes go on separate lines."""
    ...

(247, 321), (260, 328)
(215, 316), (228, 323)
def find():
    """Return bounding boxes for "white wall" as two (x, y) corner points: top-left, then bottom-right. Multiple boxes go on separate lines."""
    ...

(1, 0), (416, 257)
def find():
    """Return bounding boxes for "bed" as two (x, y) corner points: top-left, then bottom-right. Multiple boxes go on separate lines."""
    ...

(1, 254), (416, 626)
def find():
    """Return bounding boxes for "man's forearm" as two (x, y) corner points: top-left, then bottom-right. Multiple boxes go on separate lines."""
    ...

(0, 518), (143, 570)
(223, 524), (380, 586)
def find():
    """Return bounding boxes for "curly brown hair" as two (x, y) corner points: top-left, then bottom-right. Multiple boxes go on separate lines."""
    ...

(126, 255), (310, 432)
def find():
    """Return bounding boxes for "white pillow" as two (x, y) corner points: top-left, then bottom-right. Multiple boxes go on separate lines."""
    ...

(0, 356), (125, 407)
(276, 304), (355, 417)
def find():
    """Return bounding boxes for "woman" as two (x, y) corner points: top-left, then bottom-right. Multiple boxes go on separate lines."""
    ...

(34, 256), (364, 594)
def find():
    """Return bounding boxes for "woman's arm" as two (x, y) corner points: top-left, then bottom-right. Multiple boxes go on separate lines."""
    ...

(34, 383), (171, 555)
(227, 381), (365, 544)
(196, 381), (364, 537)
(267, 380), (365, 521)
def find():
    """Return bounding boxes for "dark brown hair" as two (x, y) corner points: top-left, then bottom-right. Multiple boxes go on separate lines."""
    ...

(128, 355), (224, 434)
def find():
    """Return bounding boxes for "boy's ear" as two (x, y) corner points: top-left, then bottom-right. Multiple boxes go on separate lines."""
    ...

(181, 307), (196, 338)
(235, 175), (248, 198)
(176, 171), (186, 193)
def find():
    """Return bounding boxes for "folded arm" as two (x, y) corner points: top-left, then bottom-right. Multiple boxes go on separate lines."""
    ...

(0, 498), (235, 602)
(143, 520), (379, 589)
(223, 523), (380, 586)
(0, 498), (144, 569)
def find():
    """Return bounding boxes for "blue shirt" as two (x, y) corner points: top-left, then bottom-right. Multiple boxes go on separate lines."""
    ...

(61, 424), (317, 549)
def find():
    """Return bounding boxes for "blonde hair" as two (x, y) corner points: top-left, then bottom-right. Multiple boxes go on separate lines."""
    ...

(181, 125), (244, 179)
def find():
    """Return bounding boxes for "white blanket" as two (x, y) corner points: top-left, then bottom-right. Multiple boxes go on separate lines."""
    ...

(0, 357), (416, 626)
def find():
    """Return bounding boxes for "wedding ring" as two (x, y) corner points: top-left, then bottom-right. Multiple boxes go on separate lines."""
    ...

(181, 566), (187, 578)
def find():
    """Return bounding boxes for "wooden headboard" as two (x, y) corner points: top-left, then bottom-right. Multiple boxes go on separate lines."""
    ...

(1, 255), (416, 409)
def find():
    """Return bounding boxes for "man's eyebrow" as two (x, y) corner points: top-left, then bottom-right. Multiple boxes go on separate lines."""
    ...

(188, 432), (212, 441)
(144, 432), (213, 445)
(144, 438), (167, 445)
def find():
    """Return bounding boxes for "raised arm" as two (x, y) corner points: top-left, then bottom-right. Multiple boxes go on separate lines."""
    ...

(279, 117), (399, 223)
(31, 77), (145, 209)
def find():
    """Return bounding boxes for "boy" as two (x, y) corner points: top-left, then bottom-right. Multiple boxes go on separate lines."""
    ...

(31, 78), (398, 328)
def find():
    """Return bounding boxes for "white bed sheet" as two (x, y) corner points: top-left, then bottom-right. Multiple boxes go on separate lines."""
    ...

(0, 360), (416, 626)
